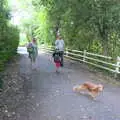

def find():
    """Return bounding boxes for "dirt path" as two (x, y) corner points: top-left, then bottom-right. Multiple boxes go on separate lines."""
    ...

(0, 47), (120, 120)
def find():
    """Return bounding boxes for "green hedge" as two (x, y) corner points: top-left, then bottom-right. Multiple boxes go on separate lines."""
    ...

(0, 25), (19, 71)
(0, 25), (19, 89)
(0, 0), (20, 89)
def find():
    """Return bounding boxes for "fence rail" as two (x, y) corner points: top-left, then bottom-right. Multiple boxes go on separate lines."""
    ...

(40, 45), (120, 76)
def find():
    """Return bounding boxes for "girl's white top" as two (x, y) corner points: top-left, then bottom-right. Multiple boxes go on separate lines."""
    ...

(55, 39), (65, 51)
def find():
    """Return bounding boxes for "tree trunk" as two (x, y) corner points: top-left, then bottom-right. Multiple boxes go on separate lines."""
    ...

(96, 21), (109, 56)
(26, 32), (31, 42)
(101, 40), (108, 56)
(101, 33), (109, 56)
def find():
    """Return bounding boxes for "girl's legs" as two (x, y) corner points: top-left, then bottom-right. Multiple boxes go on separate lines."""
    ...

(59, 51), (64, 67)
(55, 62), (60, 72)
(32, 53), (37, 70)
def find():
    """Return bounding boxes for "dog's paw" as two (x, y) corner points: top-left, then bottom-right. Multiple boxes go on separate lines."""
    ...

(90, 95), (97, 101)
(79, 91), (85, 94)
(73, 86), (78, 92)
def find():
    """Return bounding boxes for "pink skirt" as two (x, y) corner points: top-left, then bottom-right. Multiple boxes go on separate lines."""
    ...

(55, 62), (60, 68)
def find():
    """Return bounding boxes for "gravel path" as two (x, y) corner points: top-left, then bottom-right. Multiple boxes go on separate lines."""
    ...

(0, 47), (120, 120)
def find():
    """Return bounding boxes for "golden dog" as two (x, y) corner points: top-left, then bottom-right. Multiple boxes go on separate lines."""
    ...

(73, 82), (104, 98)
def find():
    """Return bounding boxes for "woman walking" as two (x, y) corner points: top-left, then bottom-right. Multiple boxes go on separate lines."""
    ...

(27, 38), (38, 69)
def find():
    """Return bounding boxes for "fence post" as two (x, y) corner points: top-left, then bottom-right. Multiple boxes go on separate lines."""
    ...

(65, 48), (68, 56)
(114, 56), (120, 78)
(83, 50), (87, 62)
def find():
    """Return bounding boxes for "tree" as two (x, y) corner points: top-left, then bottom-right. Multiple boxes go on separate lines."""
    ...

(31, 0), (120, 57)
(0, 0), (19, 71)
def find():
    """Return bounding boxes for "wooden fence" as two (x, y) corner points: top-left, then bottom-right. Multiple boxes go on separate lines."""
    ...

(40, 45), (120, 76)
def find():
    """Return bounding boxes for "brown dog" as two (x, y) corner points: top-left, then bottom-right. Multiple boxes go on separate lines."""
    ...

(73, 82), (104, 98)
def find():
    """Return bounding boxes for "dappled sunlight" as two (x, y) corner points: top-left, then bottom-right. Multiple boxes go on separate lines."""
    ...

(17, 47), (28, 54)
(38, 51), (46, 54)
(9, 0), (33, 26)
(17, 47), (46, 55)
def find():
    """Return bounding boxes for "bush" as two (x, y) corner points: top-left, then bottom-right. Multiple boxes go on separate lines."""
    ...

(0, 25), (19, 71)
